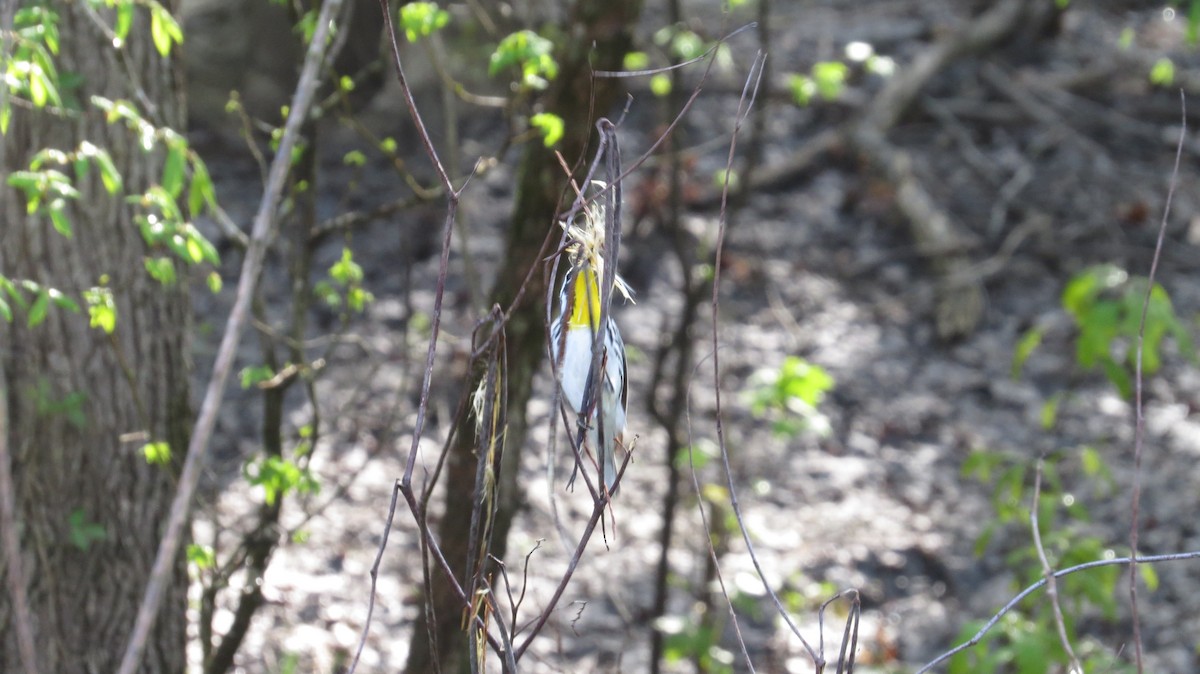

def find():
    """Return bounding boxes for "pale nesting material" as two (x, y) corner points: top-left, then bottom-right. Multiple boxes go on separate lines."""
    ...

(560, 188), (635, 304)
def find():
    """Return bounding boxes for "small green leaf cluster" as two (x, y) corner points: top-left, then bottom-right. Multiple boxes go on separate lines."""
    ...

(788, 41), (895, 107)
(1113, 3), (1200, 86)
(0, 278), (78, 326)
(3, 4), (65, 126)
(95, 96), (222, 286)
(83, 285), (116, 334)
(315, 247), (374, 313)
(956, 449), (1142, 674)
(7, 141), (121, 238)
(529, 112), (564, 147)
(489, 30), (558, 91)
(635, 26), (734, 97)
(789, 62), (849, 106)
(68, 508), (107, 551)
(744, 356), (834, 438)
(240, 365), (276, 389)
(4, 93), (222, 325)
(187, 543), (217, 570)
(1015, 264), (1194, 399)
(243, 455), (320, 507)
(399, 2), (450, 43)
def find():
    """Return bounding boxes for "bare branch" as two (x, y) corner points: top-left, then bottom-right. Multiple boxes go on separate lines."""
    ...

(707, 51), (822, 665)
(1128, 90), (1186, 674)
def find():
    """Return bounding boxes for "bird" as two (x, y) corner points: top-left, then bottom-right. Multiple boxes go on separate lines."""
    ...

(550, 256), (629, 494)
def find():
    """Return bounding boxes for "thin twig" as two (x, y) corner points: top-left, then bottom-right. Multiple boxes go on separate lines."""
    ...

(115, 2), (344, 672)
(683, 352), (757, 673)
(709, 49), (820, 664)
(1127, 90), (1186, 674)
(349, 2), (477, 667)
(346, 480), (403, 674)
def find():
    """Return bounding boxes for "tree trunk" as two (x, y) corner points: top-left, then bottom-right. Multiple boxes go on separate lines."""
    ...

(403, 1), (641, 672)
(0, 3), (190, 673)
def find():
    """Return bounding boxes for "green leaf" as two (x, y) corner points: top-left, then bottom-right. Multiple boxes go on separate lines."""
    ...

(1040, 393), (1062, 430)
(489, 30), (557, 90)
(811, 61), (849, 101)
(0, 296), (9, 322)
(148, 2), (183, 56)
(1080, 445), (1103, 476)
(185, 236), (204, 263)
(144, 256), (177, 285)
(1118, 26), (1134, 50)
(188, 157), (213, 216)
(86, 147), (121, 194)
(788, 73), (816, 106)
(399, 2), (450, 42)
(650, 73), (672, 97)
(162, 142), (186, 198)
(67, 509), (107, 551)
(669, 30), (704, 60)
(150, 5), (170, 56)
(623, 51), (649, 70)
(244, 455), (319, 506)
(1074, 301), (1119, 369)
(330, 247), (363, 285)
(1011, 327), (1042, 379)
(713, 169), (738, 190)
(240, 365), (275, 389)
(1099, 355), (1132, 400)
(0, 276), (22, 307)
(48, 201), (72, 238)
(187, 543), (216, 570)
(48, 288), (78, 313)
(142, 441), (171, 465)
(29, 66), (48, 107)
(293, 9), (317, 44)
(207, 271), (222, 294)
(183, 224), (220, 265)
(85, 286), (117, 334)
(347, 287), (374, 312)
(529, 112), (564, 147)
(1150, 57), (1175, 87)
(1140, 562), (1159, 591)
(1062, 264), (1123, 319)
(114, 2), (133, 43)
(73, 156), (89, 184)
(28, 288), (50, 327)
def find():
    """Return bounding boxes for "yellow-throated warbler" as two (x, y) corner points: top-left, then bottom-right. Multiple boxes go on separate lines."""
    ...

(550, 214), (631, 493)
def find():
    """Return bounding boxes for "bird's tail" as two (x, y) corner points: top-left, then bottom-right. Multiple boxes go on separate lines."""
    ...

(597, 390), (621, 494)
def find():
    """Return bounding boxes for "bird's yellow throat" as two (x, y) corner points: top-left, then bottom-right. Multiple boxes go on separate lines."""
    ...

(568, 268), (602, 331)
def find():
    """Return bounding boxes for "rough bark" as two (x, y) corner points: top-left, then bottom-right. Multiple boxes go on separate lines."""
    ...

(402, 1), (642, 672)
(0, 3), (190, 672)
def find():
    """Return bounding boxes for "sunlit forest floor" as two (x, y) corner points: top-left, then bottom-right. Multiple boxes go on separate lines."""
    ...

(187, 1), (1200, 671)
